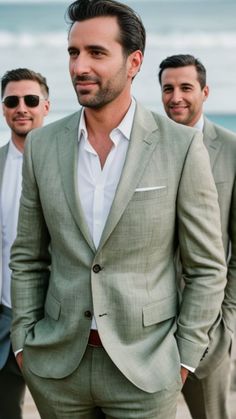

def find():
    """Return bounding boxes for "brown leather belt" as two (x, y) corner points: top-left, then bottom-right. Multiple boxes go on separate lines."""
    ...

(88, 330), (103, 347)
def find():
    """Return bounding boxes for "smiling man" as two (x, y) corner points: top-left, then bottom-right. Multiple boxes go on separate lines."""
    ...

(0, 68), (50, 419)
(159, 55), (209, 128)
(159, 54), (236, 419)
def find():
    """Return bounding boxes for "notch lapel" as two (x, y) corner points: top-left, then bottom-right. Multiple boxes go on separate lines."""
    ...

(98, 104), (160, 251)
(0, 143), (8, 187)
(203, 117), (222, 169)
(57, 112), (96, 252)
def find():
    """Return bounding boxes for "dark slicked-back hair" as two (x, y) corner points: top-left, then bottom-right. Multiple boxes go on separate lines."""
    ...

(158, 54), (207, 89)
(1, 68), (49, 99)
(66, 0), (146, 57)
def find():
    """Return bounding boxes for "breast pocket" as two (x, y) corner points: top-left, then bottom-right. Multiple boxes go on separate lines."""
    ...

(132, 185), (168, 201)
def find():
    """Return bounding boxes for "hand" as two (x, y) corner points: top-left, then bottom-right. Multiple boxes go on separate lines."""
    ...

(180, 366), (189, 385)
(16, 351), (23, 371)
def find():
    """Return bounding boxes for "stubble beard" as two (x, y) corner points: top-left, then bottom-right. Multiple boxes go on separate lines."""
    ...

(11, 123), (32, 138)
(74, 62), (128, 109)
(76, 86), (119, 109)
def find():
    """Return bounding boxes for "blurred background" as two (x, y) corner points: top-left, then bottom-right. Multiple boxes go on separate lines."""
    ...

(0, 0), (236, 143)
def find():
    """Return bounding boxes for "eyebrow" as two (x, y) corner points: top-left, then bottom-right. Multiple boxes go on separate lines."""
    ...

(162, 82), (194, 88)
(68, 44), (109, 53)
(180, 82), (194, 88)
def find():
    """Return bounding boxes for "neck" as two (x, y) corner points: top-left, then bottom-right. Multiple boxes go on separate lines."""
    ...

(84, 95), (132, 169)
(84, 93), (132, 136)
(11, 134), (25, 153)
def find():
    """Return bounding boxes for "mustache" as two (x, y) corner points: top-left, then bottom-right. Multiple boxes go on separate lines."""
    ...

(73, 75), (100, 83)
(13, 114), (32, 120)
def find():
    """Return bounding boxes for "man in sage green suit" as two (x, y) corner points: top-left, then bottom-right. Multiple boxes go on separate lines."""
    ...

(159, 53), (236, 419)
(10, 2), (227, 419)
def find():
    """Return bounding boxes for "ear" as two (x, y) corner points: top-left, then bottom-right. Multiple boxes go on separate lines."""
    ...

(2, 104), (6, 117)
(127, 50), (143, 79)
(43, 99), (50, 116)
(203, 85), (209, 101)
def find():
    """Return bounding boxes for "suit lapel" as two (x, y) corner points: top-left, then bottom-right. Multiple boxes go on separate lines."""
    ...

(0, 143), (9, 187)
(203, 117), (222, 169)
(57, 112), (96, 252)
(98, 103), (160, 251)
(0, 143), (9, 296)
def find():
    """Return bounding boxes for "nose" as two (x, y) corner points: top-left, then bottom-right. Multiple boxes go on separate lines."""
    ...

(16, 97), (28, 112)
(71, 54), (90, 76)
(171, 89), (182, 104)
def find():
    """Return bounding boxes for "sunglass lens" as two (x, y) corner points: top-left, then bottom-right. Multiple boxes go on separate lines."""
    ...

(3, 96), (19, 108)
(24, 95), (40, 107)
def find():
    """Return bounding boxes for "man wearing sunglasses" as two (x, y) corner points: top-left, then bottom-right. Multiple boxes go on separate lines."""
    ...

(0, 68), (50, 419)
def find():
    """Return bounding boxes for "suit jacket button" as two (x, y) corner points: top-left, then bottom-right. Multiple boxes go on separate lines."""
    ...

(93, 264), (102, 273)
(84, 310), (92, 318)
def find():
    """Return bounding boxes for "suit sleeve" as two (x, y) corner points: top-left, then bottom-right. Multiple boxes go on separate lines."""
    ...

(175, 132), (227, 368)
(222, 176), (236, 333)
(10, 133), (51, 352)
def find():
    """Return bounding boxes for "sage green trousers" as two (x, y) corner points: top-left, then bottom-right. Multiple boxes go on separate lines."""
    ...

(23, 346), (182, 419)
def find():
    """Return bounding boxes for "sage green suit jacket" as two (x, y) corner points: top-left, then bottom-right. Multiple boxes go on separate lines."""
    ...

(194, 117), (236, 378)
(10, 103), (227, 393)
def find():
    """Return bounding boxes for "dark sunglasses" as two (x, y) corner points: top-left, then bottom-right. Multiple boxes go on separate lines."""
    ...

(2, 95), (45, 108)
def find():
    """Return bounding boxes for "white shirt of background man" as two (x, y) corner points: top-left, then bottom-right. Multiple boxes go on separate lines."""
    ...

(1, 140), (23, 307)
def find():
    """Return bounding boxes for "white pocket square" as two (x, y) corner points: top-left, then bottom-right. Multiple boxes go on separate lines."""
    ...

(135, 186), (166, 192)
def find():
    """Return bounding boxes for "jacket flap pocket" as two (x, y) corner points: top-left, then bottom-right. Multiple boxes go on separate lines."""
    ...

(45, 293), (61, 320)
(143, 294), (177, 326)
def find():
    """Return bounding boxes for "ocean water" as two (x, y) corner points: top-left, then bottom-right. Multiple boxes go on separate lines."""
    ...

(0, 0), (236, 143)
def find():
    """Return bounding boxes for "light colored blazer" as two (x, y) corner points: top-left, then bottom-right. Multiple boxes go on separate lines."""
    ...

(194, 117), (236, 378)
(0, 143), (12, 369)
(10, 103), (227, 393)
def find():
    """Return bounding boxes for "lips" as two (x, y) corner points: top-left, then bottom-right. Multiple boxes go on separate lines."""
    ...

(14, 118), (32, 123)
(75, 81), (97, 91)
(76, 81), (96, 86)
(74, 76), (99, 90)
(169, 105), (188, 113)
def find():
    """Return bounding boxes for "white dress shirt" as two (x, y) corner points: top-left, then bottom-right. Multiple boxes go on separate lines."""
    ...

(77, 99), (136, 249)
(1, 140), (23, 308)
(194, 114), (204, 132)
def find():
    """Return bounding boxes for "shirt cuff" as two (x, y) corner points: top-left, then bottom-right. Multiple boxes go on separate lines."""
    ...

(14, 349), (23, 357)
(181, 363), (195, 373)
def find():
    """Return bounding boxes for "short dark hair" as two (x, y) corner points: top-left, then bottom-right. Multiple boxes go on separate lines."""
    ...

(1, 68), (49, 99)
(158, 54), (206, 89)
(66, 0), (146, 56)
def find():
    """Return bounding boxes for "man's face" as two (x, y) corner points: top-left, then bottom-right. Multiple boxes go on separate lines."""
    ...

(2, 80), (50, 139)
(160, 65), (209, 127)
(68, 16), (141, 109)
